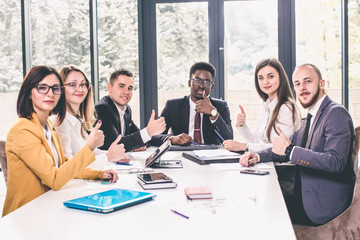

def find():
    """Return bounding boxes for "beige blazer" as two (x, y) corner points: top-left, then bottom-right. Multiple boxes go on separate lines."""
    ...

(3, 113), (102, 216)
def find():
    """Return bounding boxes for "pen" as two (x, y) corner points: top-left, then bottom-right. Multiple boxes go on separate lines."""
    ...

(190, 140), (201, 146)
(116, 162), (132, 166)
(170, 209), (189, 219)
(213, 129), (225, 142)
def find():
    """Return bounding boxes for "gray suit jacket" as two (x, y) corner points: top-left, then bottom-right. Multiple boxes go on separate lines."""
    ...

(258, 96), (355, 225)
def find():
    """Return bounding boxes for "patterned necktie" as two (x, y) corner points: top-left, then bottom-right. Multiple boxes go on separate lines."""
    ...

(194, 112), (201, 144)
(301, 113), (312, 148)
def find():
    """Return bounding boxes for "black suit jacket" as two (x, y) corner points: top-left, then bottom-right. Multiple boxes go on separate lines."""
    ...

(95, 96), (144, 151)
(151, 96), (233, 146)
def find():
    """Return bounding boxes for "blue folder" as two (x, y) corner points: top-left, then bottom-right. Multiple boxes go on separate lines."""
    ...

(63, 189), (156, 213)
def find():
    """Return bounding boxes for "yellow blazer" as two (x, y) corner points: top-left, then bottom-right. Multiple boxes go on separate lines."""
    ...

(3, 113), (103, 216)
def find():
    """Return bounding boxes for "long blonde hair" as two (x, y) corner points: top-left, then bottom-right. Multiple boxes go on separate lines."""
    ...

(59, 65), (95, 139)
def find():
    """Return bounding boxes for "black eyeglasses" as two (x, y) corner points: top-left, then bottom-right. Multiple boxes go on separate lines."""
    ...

(191, 77), (213, 88)
(64, 82), (91, 90)
(34, 84), (63, 95)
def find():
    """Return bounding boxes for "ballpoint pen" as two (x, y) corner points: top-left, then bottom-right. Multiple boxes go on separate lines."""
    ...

(213, 129), (225, 143)
(170, 209), (189, 219)
(190, 140), (201, 146)
(116, 162), (132, 166)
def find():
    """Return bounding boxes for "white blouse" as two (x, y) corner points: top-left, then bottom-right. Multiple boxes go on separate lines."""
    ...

(50, 112), (108, 169)
(237, 97), (301, 152)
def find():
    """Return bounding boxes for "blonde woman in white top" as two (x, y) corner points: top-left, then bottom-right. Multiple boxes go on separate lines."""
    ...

(224, 58), (301, 152)
(52, 65), (127, 169)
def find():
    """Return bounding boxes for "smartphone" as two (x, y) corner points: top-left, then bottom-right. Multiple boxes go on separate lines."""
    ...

(137, 172), (173, 184)
(240, 169), (269, 175)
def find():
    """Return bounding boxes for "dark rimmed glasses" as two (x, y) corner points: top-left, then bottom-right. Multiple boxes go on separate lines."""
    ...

(191, 77), (213, 88)
(64, 82), (91, 90)
(34, 84), (63, 95)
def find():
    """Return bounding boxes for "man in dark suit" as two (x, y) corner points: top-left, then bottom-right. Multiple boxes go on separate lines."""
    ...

(240, 64), (355, 226)
(151, 62), (233, 146)
(95, 69), (166, 151)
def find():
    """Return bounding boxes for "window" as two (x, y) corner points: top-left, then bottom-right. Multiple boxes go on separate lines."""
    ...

(98, 0), (139, 125)
(31, 0), (91, 74)
(295, 0), (342, 107)
(349, 0), (360, 127)
(224, 0), (278, 140)
(156, 2), (209, 112)
(0, 0), (22, 137)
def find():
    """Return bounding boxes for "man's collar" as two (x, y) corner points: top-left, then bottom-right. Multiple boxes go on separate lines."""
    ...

(308, 95), (326, 117)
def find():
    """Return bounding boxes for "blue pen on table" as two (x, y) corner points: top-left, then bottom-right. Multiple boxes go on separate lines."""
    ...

(116, 162), (132, 166)
(213, 129), (225, 143)
(190, 140), (201, 146)
(170, 209), (189, 219)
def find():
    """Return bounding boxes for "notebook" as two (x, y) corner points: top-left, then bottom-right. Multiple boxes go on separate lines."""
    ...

(63, 189), (156, 213)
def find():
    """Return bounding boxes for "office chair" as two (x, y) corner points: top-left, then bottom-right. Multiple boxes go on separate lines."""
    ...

(0, 140), (7, 184)
(293, 130), (360, 239)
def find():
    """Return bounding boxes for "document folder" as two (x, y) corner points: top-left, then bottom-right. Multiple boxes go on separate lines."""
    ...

(182, 151), (241, 165)
(168, 144), (219, 151)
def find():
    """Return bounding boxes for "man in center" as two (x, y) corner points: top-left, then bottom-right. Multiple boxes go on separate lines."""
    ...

(151, 62), (233, 146)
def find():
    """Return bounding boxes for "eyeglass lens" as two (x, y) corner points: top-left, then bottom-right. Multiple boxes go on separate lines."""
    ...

(65, 82), (90, 90)
(192, 77), (213, 88)
(36, 84), (63, 95)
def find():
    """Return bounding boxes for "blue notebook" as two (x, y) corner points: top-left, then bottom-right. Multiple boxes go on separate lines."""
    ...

(63, 189), (156, 213)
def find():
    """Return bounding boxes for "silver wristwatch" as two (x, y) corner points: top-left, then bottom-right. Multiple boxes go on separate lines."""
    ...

(211, 108), (218, 117)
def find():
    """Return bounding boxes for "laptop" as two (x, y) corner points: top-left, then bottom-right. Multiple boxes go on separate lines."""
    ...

(145, 139), (183, 168)
(63, 189), (156, 213)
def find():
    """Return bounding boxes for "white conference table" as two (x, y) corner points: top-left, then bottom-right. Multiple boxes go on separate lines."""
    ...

(0, 149), (296, 240)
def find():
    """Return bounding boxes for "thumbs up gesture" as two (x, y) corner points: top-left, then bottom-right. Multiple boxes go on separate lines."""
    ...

(195, 91), (215, 116)
(237, 105), (246, 127)
(146, 109), (166, 137)
(106, 135), (127, 162)
(87, 120), (104, 151)
(272, 127), (291, 155)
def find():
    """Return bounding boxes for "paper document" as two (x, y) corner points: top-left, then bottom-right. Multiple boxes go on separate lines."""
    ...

(193, 149), (241, 158)
(210, 162), (273, 171)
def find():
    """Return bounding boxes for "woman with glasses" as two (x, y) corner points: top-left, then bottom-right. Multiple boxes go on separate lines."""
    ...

(51, 65), (129, 169)
(3, 66), (118, 216)
(224, 58), (301, 153)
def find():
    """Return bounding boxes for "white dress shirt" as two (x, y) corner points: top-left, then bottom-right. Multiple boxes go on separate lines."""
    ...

(113, 104), (151, 143)
(50, 113), (108, 169)
(42, 124), (59, 167)
(237, 96), (301, 152)
(188, 98), (204, 143)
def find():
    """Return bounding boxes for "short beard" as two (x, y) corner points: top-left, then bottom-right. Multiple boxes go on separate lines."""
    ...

(300, 86), (320, 109)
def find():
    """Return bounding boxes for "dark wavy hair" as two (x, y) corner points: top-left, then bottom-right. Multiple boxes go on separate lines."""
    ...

(254, 58), (298, 141)
(17, 65), (66, 124)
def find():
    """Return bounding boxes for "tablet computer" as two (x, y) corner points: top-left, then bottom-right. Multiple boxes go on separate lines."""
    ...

(145, 139), (182, 168)
(63, 189), (156, 213)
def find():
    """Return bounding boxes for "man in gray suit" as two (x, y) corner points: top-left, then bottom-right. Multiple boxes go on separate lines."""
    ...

(240, 64), (356, 226)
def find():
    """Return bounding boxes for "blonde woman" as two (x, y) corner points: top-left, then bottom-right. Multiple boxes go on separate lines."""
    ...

(52, 65), (128, 169)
